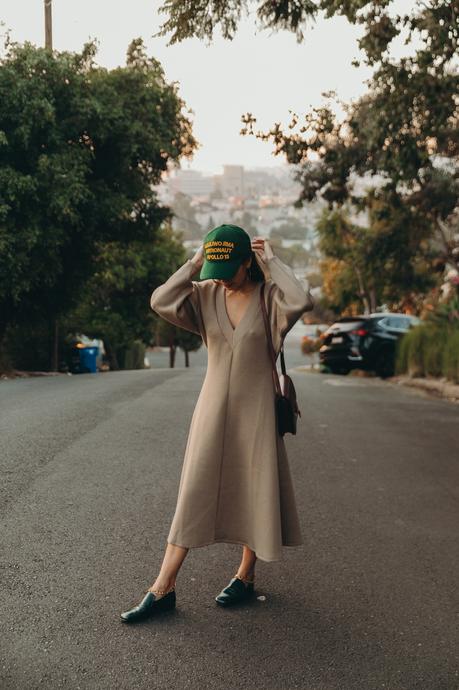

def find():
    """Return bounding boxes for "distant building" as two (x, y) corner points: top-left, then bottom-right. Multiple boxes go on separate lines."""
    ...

(220, 165), (245, 196)
(168, 170), (215, 197)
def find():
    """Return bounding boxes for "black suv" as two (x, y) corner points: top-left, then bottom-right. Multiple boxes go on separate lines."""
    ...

(319, 313), (421, 378)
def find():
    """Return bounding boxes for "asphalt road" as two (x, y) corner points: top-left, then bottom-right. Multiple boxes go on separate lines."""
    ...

(1, 362), (458, 690)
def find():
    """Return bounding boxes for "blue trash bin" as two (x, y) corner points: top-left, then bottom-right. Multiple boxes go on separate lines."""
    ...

(79, 346), (99, 374)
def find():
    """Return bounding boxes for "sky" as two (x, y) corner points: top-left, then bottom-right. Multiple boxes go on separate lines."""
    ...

(0, 1), (411, 175)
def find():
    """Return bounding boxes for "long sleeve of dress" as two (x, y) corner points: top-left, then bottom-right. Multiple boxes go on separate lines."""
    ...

(150, 259), (206, 341)
(263, 254), (314, 349)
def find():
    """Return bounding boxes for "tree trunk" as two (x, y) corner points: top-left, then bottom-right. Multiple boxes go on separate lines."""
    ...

(369, 287), (378, 313)
(169, 340), (176, 368)
(354, 265), (371, 314)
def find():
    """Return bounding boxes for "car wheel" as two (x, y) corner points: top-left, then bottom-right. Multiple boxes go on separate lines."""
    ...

(329, 364), (351, 375)
(375, 351), (395, 379)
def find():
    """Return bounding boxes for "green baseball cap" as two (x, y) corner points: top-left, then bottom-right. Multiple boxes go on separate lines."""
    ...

(200, 224), (252, 280)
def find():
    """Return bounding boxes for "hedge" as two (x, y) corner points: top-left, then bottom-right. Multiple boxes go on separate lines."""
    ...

(395, 323), (459, 383)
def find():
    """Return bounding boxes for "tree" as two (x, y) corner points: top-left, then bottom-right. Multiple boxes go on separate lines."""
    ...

(176, 329), (202, 366)
(271, 219), (308, 240)
(316, 191), (436, 314)
(156, 318), (179, 368)
(170, 191), (203, 239)
(156, 1), (458, 311)
(237, 2), (459, 304)
(207, 214), (216, 232)
(0, 38), (197, 370)
(232, 210), (258, 236)
(154, 313), (203, 368)
(67, 224), (186, 370)
(155, 0), (457, 65)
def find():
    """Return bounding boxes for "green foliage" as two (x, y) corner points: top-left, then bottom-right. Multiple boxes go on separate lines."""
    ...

(267, 237), (310, 268)
(319, 256), (360, 314)
(232, 210), (258, 236)
(156, 0), (458, 214)
(156, 317), (177, 347)
(151, 276), (203, 367)
(176, 328), (203, 366)
(394, 329), (409, 375)
(425, 295), (459, 326)
(155, 0), (419, 49)
(124, 340), (146, 370)
(423, 329), (445, 378)
(67, 223), (186, 370)
(238, 1), (459, 302)
(170, 192), (203, 240)
(176, 329), (202, 352)
(442, 330), (459, 383)
(315, 194), (436, 313)
(0, 39), (197, 369)
(156, 1), (458, 69)
(3, 321), (52, 371)
(271, 219), (308, 240)
(395, 323), (459, 383)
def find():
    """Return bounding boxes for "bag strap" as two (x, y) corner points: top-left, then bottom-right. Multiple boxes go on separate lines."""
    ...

(260, 283), (283, 397)
(279, 345), (287, 376)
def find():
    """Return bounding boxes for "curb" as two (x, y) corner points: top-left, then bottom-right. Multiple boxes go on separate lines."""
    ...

(389, 375), (459, 403)
(293, 367), (459, 403)
(0, 370), (67, 380)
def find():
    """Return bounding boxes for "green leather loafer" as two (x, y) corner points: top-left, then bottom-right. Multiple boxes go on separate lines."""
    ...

(120, 589), (176, 623)
(215, 576), (255, 607)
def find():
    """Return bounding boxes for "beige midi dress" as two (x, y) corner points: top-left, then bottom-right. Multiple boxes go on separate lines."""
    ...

(149, 251), (314, 562)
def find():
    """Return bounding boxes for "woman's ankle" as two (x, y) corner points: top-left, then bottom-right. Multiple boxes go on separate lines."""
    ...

(235, 569), (255, 583)
(148, 574), (176, 596)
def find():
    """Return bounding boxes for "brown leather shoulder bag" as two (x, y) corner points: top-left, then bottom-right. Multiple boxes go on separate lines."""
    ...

(260, 282), (302, 436)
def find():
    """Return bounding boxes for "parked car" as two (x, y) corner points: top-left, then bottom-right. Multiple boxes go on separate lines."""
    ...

(319, 313), (421, 378)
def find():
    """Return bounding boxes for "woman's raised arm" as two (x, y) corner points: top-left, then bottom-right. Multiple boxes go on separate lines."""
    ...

(253, 239), (314, 351)
(267, 254), (314, 343)
(150, 258), (205, 338)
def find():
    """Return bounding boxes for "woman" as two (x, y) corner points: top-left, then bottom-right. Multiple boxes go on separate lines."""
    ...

(120, 224), (314, 623)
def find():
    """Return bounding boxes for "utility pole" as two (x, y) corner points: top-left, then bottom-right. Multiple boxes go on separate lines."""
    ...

(43, 0), (58, 371)
(44, 0), (53, 50)
(44, 0), (55, 369)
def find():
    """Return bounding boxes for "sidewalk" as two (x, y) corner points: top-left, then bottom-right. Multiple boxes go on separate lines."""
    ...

(0, 369), (65, 380)
(389, 375), (459, 403)
(294, 365), (459, 404)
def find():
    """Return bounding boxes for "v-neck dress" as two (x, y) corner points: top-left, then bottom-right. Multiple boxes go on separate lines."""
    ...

(149, 252), (314, 562)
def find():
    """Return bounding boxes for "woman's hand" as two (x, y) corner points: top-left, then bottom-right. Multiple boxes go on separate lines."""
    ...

(251, 237), (274, 261)
(190, 244), (204, 269)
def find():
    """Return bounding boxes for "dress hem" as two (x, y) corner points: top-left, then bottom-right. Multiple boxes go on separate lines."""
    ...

(167, 537), (303, 563)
